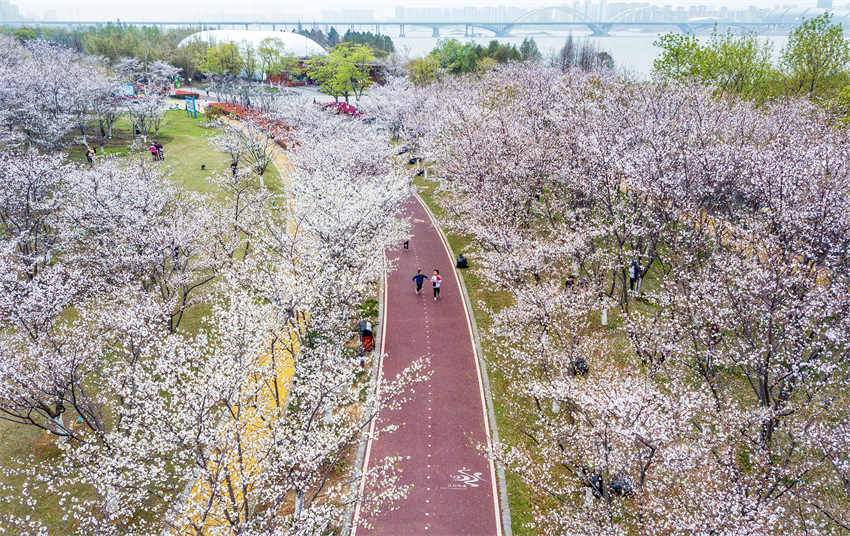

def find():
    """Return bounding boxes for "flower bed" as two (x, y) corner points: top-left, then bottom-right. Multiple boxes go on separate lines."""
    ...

(321, 101), (362, 117)
(207, 102), (294, 148)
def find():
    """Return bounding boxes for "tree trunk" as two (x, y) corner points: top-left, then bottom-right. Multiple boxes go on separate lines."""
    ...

(51, 413), (70, 440)
(294, 489), (305, 519)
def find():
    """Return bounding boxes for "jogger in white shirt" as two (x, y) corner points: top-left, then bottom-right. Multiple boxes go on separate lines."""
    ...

(431, 269), (442, 300)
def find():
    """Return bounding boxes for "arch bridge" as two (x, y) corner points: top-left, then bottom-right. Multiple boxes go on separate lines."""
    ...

(2, 16), (839, 38)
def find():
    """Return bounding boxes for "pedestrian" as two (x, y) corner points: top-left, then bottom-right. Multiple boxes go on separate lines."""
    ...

(85, 147), (94, 166)
(412, 269), (428, 294)
(231, 160), (238, 178)
(403, 240), (409, 249)
(149, 144), (159, 161)
(154, 141), (164, 160)
(629, 258), (640, 292)
(431, 269), (442, 300)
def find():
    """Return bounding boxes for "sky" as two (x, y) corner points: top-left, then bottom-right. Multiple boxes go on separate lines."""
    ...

(15, 1), (821, 22)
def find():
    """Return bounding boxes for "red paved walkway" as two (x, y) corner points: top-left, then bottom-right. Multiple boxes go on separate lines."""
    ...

(354, 196), (501, 536)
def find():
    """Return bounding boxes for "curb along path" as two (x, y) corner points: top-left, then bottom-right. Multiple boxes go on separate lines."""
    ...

(353, 196), (502, 536)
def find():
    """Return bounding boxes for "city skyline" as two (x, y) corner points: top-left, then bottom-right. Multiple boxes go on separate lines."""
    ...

(6, 0), (842, 23)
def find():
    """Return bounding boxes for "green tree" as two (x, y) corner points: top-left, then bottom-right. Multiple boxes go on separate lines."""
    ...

(307, 43), (375, 103)
(430, 39), (480, 74)
(204, 42), (244, 77)
(12, 27), (36, 41)
(170, 40), (208, 81)
(652, 32), (703, 79)
(406, 56), (441, 86)
(243, 44), (259, 80)
(653, 30), (774, 98)
(341, 30), (395, 59)
(258, 37), (298, 83)
(428, 38), (522, 74)
(519, 37), (541, 62)
(476, 56), (499, 72)
(705, 31), (773, 96)
(781, 12), (850, 96)
(327, 27), (341, 48)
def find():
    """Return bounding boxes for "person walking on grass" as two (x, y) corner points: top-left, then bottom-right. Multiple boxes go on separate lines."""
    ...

(431, 269), (442, 300)
(412, 269), (428, 295)
(629, 257), (640, 292)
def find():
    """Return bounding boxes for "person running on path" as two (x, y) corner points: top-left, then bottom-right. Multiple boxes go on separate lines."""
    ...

(412, 269), (428, 294)
(431, 269), (442, 300)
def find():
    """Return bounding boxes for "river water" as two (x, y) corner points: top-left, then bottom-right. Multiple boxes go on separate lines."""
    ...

(393, 30), (790, 78)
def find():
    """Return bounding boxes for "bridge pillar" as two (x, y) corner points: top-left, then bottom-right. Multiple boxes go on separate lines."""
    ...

(464, 24), (469, 37)
(677, 23), (694, 34)
(376, 23), (380, 34)
(432, 26), (440, 38)
(399, 23), (406, 37)
(587, 23), (613, 36)
(244, 23), (249, 30)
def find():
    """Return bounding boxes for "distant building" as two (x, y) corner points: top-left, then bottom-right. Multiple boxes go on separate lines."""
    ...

(321, 9), (375, 21)
(0, 0), (22, 21)
(818, 0), (833, 8)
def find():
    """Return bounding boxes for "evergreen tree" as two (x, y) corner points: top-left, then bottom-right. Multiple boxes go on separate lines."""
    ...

(327, 27), (340, 48)
(520, 37), (541, 62)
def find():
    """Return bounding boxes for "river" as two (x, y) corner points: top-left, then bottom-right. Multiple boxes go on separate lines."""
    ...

(393, 30), (791, 78)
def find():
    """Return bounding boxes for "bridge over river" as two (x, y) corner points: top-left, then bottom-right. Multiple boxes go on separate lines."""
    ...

(1, 18), (813, 37)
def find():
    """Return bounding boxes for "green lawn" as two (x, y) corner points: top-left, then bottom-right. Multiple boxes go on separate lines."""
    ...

(68, 106), (282, 200)
(152, 109), (280, 198)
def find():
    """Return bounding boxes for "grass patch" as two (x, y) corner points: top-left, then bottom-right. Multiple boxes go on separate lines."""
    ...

(67, 107), (283, 200)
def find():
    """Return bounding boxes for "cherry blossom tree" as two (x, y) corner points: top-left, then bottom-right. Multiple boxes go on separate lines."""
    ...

(411, 62), (850, 534)
(0, 40), (109, 151)
(0, 89), (423, 536)
(123, 94), (166, 139)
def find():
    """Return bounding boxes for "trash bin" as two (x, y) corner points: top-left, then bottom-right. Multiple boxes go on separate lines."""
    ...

(359, 320), (374, 352)
(456, 254), (468, 269)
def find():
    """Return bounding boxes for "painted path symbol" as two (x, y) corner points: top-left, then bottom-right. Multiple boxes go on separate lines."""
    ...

(448, 467), (486, 489)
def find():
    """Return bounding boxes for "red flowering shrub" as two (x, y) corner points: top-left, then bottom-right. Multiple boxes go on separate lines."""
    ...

(208, 102), (294, 148)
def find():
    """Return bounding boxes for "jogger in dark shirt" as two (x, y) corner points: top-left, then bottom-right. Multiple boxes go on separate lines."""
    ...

(412, 269), (428, 294)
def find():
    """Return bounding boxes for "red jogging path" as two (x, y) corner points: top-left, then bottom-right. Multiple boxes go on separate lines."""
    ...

(352, 196), (502, 536)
